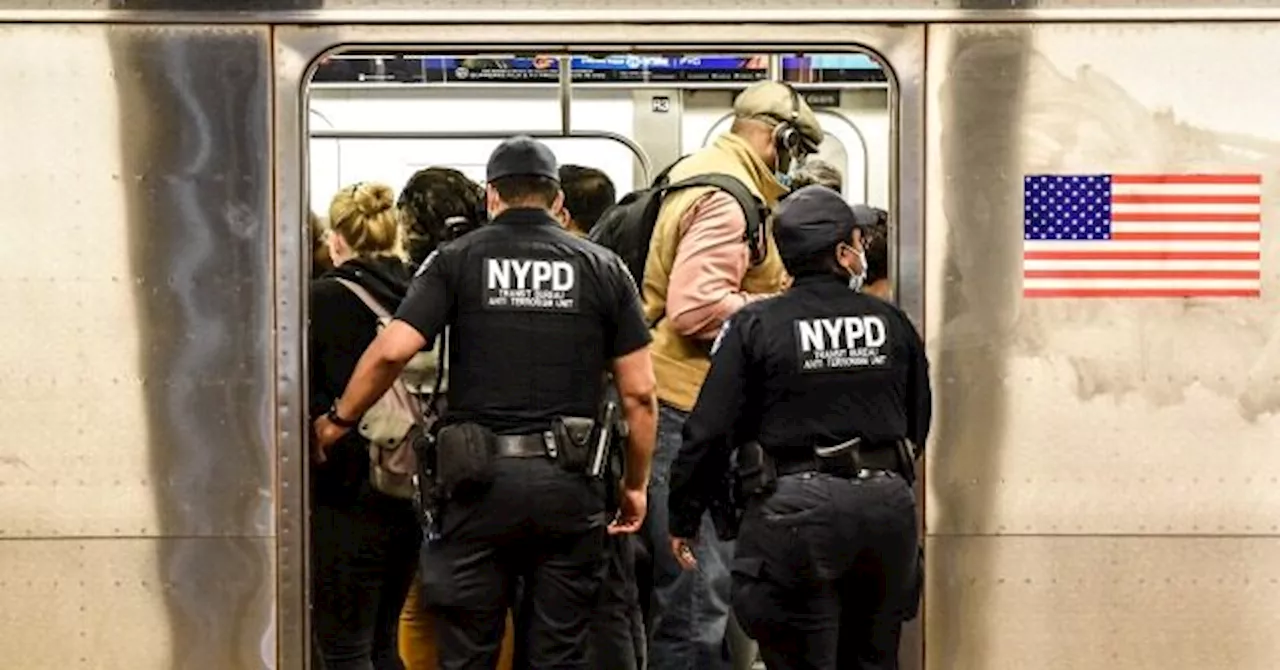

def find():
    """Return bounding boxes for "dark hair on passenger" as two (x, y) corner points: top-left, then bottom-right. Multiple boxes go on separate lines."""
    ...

(398, 167), (486, 266)
(558, 165), (617, 234)
(864, 219), (890, 285)
(491, 175), (560, 209)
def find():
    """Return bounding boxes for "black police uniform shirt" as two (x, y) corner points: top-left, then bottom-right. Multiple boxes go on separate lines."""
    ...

(667, 273), (932, 539)
(394, 207), (652, 435)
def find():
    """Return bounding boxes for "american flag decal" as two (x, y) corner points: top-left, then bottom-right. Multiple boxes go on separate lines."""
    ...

(1022, 174), (1262, 298)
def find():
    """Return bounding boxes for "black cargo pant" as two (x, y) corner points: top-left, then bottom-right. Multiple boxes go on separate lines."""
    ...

(588, 533), (647, 670)
(731, 470), (918, 670)
(418, 456), (607, 670)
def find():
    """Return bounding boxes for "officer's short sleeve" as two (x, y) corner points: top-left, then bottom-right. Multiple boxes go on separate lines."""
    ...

(394, 246), (454, 343)
(604, 255), (652, 358)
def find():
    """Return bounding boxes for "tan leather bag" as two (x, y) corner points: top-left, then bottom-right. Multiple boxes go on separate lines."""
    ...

(334, 278), (437, 500)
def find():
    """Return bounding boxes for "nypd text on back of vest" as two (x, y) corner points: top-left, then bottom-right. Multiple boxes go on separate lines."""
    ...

(484, 257), (581, 312)
(792, 315), (889, 372)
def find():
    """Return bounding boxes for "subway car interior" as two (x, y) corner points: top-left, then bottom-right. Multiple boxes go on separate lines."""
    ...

(306, 52), (891, 221)
(305, 50), (897, 669)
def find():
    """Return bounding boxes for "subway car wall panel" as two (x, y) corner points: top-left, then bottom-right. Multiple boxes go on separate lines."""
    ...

(924, 21), (1280, 670)
(0, 21), (275, 670)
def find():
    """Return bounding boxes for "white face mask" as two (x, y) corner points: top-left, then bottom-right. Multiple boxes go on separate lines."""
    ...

(847, 248), (868, 292)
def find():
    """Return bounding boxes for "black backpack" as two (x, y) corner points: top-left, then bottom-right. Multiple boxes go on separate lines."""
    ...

(587, 158), (769, 319)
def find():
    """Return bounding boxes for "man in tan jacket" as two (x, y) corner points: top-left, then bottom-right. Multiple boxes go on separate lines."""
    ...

(642, 81), (823, 670)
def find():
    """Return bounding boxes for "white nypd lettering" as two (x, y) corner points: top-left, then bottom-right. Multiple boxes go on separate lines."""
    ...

(483, 257), (580, 312)
(793, 315), (890, 372)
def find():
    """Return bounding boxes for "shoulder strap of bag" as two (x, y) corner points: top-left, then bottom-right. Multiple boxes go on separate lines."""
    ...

(333, 277), (448, 413)
(644, 172), (769, 330)
(333, 277), (393, 321)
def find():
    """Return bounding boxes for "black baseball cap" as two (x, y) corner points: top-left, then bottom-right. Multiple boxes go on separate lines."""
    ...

(486, 135), (560, 182)
(774, 185), (863, 265)
(850, 204), (887, 230)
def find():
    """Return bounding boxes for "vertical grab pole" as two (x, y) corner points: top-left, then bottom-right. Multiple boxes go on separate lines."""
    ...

(558, 56), (572, 134)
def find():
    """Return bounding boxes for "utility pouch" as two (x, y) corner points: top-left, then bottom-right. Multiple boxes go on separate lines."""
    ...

(734, 442), (777, 501)
(550, 416), (596, 473)
(435, 422), (497, 500)
(814, 437), (863, 478)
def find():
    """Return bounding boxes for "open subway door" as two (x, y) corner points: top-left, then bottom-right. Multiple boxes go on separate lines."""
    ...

(282, 26), (919, 670)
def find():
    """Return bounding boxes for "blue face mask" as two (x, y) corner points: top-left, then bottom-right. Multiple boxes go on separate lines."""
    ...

(776, 149), (804, 188)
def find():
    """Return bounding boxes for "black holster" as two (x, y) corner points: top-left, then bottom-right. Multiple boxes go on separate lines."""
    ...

(708, 493), (741, 542)
(550, 416), (596, 474)
(814, 437), (863, 478)
(435, 422), (497, 501)
(734, 441), (778, 502)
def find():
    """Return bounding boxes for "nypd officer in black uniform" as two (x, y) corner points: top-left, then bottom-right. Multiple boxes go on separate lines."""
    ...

(313, 136), (659, 670)
(666, 185), (931, 670)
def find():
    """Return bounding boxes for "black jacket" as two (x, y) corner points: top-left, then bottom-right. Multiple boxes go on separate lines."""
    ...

(668, 274), (932, 538)
(308, 255), (412, 507)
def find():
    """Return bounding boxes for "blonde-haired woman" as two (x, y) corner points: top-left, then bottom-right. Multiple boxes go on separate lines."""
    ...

(310, 182), (422, 670)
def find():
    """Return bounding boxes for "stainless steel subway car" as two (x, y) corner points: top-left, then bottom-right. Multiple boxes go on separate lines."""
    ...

(0, 2), (1276, 668)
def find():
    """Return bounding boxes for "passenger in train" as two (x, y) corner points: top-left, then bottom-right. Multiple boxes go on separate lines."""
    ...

(668, 185), (931, 670)
(559, 163), (648, 670)
(639, 80), (822, 670)
(312, 211), (335, 280)
(392, 167), (519, 670)
(790, 158), (844, 192)
(397, 166), (488, 268)
(557, 164), (618, 237)
(309, 182), (422, 670)
(856, 205), (892, 301)
(311, 136), (658, 670)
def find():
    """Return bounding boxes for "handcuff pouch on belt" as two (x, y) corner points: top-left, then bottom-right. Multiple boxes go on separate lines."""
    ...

(550, 416), (595, 473)
(550, 402), (615, 479)
(814, 437), (864, 478)
(434, 422), (497, 500)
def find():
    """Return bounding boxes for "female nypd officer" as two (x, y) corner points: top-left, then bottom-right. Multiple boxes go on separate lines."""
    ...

(666, 185), (932, 670)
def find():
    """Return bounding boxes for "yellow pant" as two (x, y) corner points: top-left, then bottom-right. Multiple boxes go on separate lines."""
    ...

(399, 577), (516, 669)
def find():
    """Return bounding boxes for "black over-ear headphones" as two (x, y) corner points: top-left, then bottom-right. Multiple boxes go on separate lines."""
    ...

(773, 83), (805, 156)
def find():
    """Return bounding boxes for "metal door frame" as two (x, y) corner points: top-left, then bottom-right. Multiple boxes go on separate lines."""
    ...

(274, 23), (924, 669)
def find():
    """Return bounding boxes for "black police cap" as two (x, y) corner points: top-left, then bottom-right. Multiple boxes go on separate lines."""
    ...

(486, 135), (560, 183)
(774, 185), (863, 263)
